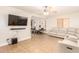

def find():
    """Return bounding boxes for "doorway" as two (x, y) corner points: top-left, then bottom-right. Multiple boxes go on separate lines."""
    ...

(31, 16), (46, 39)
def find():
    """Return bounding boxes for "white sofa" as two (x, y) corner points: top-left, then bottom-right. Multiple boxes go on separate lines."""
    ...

(47, 27), (77, 38)
(58, 32), (79, 53)
(47, 27), (79, 52)
(58, 40), (79, 53)
(47, 28), (67, 38)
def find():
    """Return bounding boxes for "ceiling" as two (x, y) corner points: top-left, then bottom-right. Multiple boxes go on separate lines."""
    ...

(13, 6), (79, 16)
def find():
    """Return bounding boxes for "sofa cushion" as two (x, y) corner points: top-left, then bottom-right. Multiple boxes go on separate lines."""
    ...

(65, 34), (78, 43)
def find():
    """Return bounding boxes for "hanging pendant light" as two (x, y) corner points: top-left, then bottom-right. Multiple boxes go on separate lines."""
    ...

(43, 6), (49, 15)
(43, 6), (57, 15)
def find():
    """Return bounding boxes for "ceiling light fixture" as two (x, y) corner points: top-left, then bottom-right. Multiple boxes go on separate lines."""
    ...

(43, 6), (49, 15)
(43, 6), (57, 15)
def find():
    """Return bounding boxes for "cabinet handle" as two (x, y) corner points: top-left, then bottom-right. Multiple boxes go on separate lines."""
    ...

(66, 47), (72, 50)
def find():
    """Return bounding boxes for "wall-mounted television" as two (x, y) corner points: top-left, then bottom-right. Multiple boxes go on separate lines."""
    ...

(8, 14), (28, 26)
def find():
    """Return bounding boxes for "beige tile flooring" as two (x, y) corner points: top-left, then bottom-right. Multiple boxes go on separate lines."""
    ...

(0, 34), (63, 53)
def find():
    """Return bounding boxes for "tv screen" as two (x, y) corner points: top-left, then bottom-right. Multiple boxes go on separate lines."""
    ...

(8, 14), (28, 26)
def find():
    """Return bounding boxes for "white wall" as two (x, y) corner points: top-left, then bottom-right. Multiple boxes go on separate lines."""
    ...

(46, 17), (57, 31)
(46, 12), (79, 31)
(0, 6), (42, 46)
(57, 12), (79, 28)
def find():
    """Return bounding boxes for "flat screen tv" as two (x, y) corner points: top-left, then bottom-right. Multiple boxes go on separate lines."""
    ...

(8, 14), (28, 26)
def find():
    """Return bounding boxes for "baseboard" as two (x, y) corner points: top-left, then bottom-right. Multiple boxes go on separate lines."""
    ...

(45, 33), (64, 39)
(18, 37), (31, 42)
(0, 37), (31, 47)
(0, 43), (8, 47)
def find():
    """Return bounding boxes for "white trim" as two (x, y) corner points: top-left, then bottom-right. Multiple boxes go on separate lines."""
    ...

(0, 37), (31, 47)
(0, 43), (8, 47)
